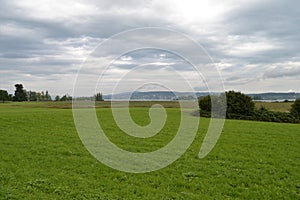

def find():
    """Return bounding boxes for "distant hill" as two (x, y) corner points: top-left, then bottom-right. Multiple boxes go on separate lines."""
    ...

(104, 91), (204, 100)
(104, 91), (300, 101)
(247, 92), (300, 101)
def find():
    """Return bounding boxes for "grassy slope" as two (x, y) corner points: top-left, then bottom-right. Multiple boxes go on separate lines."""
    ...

(0, 105), (299, 199)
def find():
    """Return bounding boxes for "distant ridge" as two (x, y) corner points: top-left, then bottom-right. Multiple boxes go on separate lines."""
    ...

(103, 91), (300, 101)
(104, 91), (207, 100)
(247, 92), (300, 101)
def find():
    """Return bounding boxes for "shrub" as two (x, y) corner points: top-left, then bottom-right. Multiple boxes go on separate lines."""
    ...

(291, 99), (300, 118)
(198, 91), (300, 124)
(198, 95), (211, 112)
(198, 91), (254, 118)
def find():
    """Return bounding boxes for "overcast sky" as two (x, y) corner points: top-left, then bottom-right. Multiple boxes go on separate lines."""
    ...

(0, 0), (299, 95)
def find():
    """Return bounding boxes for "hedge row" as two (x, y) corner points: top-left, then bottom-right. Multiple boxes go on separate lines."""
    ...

(199, 108), (300, 124)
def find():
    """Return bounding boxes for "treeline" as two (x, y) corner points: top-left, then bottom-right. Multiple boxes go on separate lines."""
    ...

(199, 91), (300, 124)
(1, 84), (63, 102)
(0, 84), (104, 102)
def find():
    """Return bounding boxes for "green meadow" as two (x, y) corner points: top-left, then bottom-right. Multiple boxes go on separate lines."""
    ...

(255, 101), (293, 112)
(0, 102), (299, 199)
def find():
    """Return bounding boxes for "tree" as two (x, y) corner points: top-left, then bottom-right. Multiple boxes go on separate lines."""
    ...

(198, 95), (211, 112)
(60, 95), (67, 101)
(60, 94), (72, 101)
(199, 91), (254, 118)
(45, 91), (52, 101)
(291, 99), (300, 118)
(40, 91), (45, 101)
(198, 94), (226, 117)
(8, 94), (12, 101)
(36, 92), (41, 101)
(55, 95), (60, 101)
(27, 91), (37, 101)
(94, 92), (103, 101)
(226, 91), (254, 116)
(13, 84), (27, 102)
(0, 90), (9, 103)
(67, 96), (72, 101)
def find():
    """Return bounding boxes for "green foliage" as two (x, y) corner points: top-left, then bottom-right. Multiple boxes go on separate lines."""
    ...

(60, 94), (72, 101)
(198, 95), (211, 112)
(198, 94), (226, 117)
(199, 91), (299, 124)
(199, 91), (254, 118)
(291, 99), (300, 118)
(27, 90), (37, 101)
(0, 89), (10, 102)
(3, 84), (53, 102)
(55, 95), (60, 101)
(13, 84), (28, 102)
(0, 105), (299, 199)
(94, 92), (104, 101)
(45, 91), (52, 101)
(26, 90), (52, 102)
(226, 91), (254, 116)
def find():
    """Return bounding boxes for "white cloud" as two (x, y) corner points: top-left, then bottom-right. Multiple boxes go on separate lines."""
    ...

(225, 36), (281, 56)
(0, 23), (37, 37)
(12, 0), (98, 21)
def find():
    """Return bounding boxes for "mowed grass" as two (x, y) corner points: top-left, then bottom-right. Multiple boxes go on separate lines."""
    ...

(0, 103), (299, 199)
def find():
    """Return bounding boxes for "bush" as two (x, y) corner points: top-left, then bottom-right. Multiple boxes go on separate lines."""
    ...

(291, 99), (300, 118)
(198, 95), (211, 112)
(198, 94), (226, 118)
(226, 91), (254, 116)
(198, 91), (300, 124)
(199, 91), (254, 118)
(252, 109), (299, 124)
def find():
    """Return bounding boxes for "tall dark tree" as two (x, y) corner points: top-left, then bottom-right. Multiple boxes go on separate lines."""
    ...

(95, 92), (103, 101)
(13, 84), (28, 102)
(8, 94), (12, 101)
(0, 90), (9, 103)
(45, 91), (52, 101)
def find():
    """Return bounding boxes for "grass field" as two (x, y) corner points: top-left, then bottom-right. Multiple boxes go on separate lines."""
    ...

(0, 101), (293, 112)
(254, 101), (293, 112)
(0, 102), (299, 199)
(0, 101), (181, 109)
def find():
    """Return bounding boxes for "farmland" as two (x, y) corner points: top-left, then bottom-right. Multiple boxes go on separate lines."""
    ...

(0, 102), (299, 199)
(254, 101), (293, 112)
(0, 101), (293, 111)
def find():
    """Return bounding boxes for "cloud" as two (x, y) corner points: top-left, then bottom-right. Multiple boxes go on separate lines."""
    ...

(0, 0), (299, 94)
(263, 62), (300, 79)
